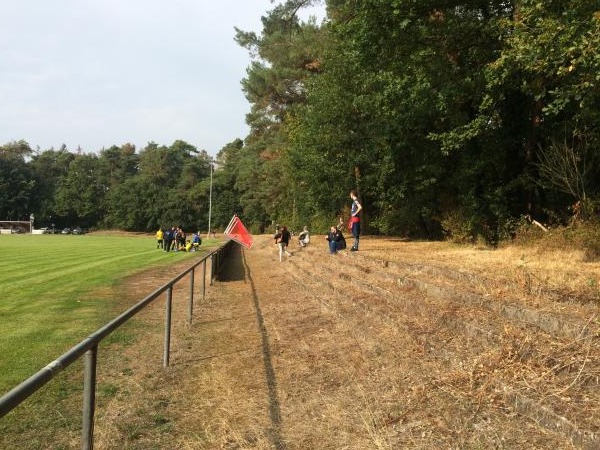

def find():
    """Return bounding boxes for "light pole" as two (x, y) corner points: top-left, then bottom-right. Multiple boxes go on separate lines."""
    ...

(207, 160), (213, 238)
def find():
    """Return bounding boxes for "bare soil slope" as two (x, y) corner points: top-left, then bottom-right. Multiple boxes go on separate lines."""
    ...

(94, 235), (600, 450)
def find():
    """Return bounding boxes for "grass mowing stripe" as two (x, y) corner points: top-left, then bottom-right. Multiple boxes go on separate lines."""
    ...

(0, 233), (202, 393)
(1, 250), (159, 293)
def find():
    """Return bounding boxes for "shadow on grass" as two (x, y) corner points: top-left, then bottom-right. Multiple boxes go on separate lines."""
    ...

(244, 251), (284, 450)
(212, 245), (284, 448)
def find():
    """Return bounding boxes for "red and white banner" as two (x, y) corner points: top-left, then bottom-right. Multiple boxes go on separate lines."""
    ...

(224, 215), (254, 249)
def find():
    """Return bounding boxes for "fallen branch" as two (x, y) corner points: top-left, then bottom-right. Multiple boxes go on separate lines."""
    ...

(527, 215), (549, 232)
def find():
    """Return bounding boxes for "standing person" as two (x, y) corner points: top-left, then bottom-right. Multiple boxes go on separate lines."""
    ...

(163, 227), (174, 252)
(274, 225), (292, 262)
(173, 227), (180, 252)
(349, 190), (363, 251)
(177, 227), (186, 250)
(156, 227), (164, 249)
(326, 225), (346, 254)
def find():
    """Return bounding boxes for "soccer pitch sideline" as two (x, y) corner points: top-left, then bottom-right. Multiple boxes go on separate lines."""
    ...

(0, 232), (202, 394)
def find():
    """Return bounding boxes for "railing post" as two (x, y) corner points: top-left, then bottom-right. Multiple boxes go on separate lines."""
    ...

(0, 246), (228, 448)
(187, 268), (194, 326)
(82, 345), (98, 450)
(202, 259), (207, 301)
(163, 286), (173, 368)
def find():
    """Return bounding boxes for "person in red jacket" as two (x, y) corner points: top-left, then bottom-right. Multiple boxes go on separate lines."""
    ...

(349, 190), (363, 251)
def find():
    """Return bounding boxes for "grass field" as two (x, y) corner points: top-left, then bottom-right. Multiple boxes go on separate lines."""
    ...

(0, 232), (209, 395)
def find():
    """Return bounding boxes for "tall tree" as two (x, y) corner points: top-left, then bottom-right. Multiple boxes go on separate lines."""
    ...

(29, 148), (75, 227)
(54, 153), (106, 227)
(234, 1), (326, 230)
(478, 0), (600, 220)
(98, 143), (139, 190)
(292, 0), (513, 238)
(0, 141), (34, 221)
(104, 140), (211, 231)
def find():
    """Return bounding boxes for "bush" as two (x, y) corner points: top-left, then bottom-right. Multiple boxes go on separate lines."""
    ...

(440, 210), (474, 244)
(574, 223), (600, 262)
(505, 220), (600, 261)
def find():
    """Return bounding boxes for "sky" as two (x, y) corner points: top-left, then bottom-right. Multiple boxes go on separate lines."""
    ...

(0, 0), (324, 156)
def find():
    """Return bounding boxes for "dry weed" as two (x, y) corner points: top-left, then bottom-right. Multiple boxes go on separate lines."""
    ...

(88, 235), (599, 449)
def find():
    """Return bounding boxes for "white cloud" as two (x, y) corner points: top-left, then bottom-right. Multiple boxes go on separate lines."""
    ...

(0, 0), (304, 155)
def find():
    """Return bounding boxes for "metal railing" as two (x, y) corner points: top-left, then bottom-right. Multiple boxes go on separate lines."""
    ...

(0, 239), (237, 449)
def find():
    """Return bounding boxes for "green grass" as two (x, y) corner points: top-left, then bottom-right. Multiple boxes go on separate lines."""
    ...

(0, 233), (209, 394)
(0, 233), (221, 449)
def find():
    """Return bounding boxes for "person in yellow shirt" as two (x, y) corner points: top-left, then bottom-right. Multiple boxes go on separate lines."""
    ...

(156, 228), (164, 249)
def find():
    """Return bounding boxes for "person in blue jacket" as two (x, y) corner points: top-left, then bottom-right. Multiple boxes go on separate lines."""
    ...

(326, 225), (346, 254)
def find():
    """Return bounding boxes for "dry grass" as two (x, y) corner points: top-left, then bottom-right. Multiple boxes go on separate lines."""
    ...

(87, 232), (599, 449)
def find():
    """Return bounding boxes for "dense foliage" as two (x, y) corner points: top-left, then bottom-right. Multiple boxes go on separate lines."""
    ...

(1, 0), (599, 241)
(0, 140), (213, 232)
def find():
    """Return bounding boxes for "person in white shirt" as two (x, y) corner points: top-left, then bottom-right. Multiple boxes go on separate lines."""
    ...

(298, 226), (310, 247)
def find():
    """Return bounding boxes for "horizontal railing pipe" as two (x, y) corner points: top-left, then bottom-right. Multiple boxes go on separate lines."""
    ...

(0, 239), (240, 449)
(0, 245), (224, 417)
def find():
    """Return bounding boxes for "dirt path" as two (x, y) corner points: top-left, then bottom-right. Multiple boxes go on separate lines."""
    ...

(93, 235), (600, 450)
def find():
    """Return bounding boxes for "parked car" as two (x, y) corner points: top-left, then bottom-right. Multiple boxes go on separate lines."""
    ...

(72, 227), (84, 235)
(61, 227), (72, 234)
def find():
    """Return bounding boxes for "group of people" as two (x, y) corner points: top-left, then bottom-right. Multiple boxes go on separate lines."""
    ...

(156, 227), (202, 252)
(330, 190), (362, 253)
(272, 224), (311, 262)
(325, 190), (362, 255)
(274, 190), (363, 260)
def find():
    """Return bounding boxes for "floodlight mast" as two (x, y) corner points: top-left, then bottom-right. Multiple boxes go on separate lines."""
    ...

(207, 160), (213, 238)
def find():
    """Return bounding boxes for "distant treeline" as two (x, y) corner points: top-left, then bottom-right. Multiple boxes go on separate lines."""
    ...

(0, 140), (226, 233)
